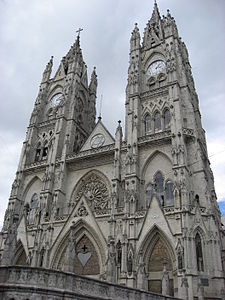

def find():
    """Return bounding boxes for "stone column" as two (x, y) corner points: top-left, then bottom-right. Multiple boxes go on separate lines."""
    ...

(106, 237), (117, 283)
(136, 251), (147, 290)
(161, 258), (170, 296)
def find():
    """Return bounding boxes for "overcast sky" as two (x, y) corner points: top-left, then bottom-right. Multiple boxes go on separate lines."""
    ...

(0, 0), (225, 228)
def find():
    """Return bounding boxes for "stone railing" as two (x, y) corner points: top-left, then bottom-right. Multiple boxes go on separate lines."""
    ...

(24, 159), (47, 171)
(138, 130), (171, 145)
(0, 266), (179, 300)
(66, 143), (115, 161)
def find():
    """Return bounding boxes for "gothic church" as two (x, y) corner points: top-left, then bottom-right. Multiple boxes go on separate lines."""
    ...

(1, 2), (224, 299)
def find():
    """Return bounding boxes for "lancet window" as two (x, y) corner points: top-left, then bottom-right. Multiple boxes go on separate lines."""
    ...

(195, 233), (204, 271)
(145, 172), (175, 207)
(35, 143), (41, 161)
(145, 114), (151, 134)
(155, 171), (164, 205)
(154, 111), (161, 132)
(146, 183), (153, 208)
(164, 109), (170, 129)
(42, 141), (48, 159)
(165, 180), (174, 206)
(116, 240), (122, 267)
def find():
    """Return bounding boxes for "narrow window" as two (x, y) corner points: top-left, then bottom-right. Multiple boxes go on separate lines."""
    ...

(42, 142), (48, 159)
(155, 171), (164, 205)
(145, 114), (151, 134)
(146, 183), (153, 207)
(195, 233), (204, 271)
(127, 253), (133, 276)
(154, 112), (161, 132)
(178, 252), (183, 270)
(31, 193), (38, 209)
(35, 143), (41, 161)
(116, 240), (122, 267)
(39, 248), (45, 267)
(164, 109), (170, 129)
(165, 181), (174, 206)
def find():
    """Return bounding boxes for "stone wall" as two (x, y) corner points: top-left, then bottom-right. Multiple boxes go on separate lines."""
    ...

(0, 266), (179, 300)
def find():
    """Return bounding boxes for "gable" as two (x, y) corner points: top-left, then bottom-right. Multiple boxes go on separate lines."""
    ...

(80, 118), (115, 152)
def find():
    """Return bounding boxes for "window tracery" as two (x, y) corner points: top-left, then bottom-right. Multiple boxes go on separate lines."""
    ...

(75, 174), (109, 214)
(145, 172), (175, 208)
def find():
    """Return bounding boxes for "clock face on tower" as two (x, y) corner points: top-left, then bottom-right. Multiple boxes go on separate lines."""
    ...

(147, 60), (166, 76)
(90, 134), (105, 148)
(50, 93), (63, 107)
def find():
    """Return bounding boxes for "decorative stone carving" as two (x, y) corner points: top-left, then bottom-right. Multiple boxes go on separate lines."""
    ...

(75, 174), (109, 212)
(76, 202), (88, 217)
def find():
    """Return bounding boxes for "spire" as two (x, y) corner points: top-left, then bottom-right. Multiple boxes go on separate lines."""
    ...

(41, 56), (53, 83)
(89, 66), (98, 95)
(150, 0), (161, 25)
(130, 23), (140, 51)
(143, 0), (163, 47)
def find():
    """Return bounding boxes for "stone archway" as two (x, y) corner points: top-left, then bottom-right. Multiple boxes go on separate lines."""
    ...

(14, 241), (27, 266)
(148, 238), (174, 295)
(139, 226), (175, 296)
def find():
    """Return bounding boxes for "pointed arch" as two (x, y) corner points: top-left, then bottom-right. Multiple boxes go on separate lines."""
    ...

(144, 51), (166, 70)
(192, 225), (206, 240)
(51, 219), (106, 275)
(14, 240), (27, 266)
(48, 84), (63, 99)
(141, 150), (172, 181)
(138, 225), (175, 267)
(138, 225), (175, 295)
(22, 176), (42, 204)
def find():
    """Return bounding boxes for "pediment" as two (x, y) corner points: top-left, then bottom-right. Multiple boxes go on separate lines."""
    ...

(80, 118), (115, 152)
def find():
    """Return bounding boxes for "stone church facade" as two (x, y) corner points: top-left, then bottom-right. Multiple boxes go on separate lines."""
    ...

(0, 2), (224, 299)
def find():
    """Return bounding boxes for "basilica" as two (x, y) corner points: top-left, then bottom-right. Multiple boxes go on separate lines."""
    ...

(0, 2), (224, 300)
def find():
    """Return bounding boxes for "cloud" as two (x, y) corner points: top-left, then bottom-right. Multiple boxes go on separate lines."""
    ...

(0, 0), (225, 227)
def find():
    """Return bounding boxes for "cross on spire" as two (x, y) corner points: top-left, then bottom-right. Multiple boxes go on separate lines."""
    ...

(76, 27), (83, 37)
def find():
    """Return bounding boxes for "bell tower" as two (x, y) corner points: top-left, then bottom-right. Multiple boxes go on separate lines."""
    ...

(2, 34), (97, 231)
(124, 1), (223, 298)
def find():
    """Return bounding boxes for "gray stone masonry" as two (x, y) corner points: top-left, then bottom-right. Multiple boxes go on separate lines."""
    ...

(0, 266), (180, 300)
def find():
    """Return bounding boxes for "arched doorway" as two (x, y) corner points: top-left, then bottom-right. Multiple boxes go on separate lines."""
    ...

(14, 241), (27, 266)
(148, 237), (174, 296)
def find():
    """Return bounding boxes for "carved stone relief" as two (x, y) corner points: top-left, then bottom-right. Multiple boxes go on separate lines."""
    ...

(75, 174), (109, 213)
